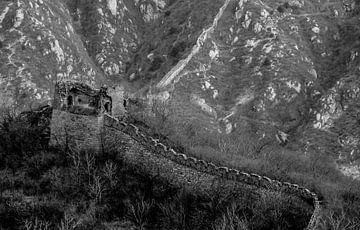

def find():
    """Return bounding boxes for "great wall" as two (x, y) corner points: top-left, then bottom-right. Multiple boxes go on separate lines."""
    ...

(102, 114), (322, 230)
(49, 81), (322, 230)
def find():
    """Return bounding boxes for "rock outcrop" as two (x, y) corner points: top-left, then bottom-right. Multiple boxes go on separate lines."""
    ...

(1, 0), (360, 175)
(0, 0), (167, 109)
(0, 0), (106, 110)
(138, 0), (360, 169)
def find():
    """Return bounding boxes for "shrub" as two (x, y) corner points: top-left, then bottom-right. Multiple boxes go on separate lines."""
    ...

(57, 211), (82, 230)
(169, 41), (187, 59)
(126, 196), (154, 230)
(23, 218), (51, 230)
(212, 203), (250, 230)
(149, 56), (164, 71)
(319, 210), (360, 230)
(23, 152), (62, 179)
(158, 190), (200, 230)
(0, 106), (50, 170)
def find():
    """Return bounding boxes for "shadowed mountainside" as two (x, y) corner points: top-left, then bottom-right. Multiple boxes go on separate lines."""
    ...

(1, 0), (360, 165)
(1, 1), (360, 222)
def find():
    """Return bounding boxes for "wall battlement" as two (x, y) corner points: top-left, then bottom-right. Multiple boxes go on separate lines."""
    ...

(50, 82), (321, 230)
(52, 80), (112, 116)
(50, 81), (114, 152)
(103, 114), (322, 230)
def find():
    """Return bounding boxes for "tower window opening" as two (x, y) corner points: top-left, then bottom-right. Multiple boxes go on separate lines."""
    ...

(89, 99), (96, 107)
(104, 102), (111, 113)
(123, 99), (127, 108)
(67, 95), (73, 106)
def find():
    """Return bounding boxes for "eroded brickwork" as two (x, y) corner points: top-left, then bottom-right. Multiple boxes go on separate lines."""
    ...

(107, 85), (127, 118)
(49, 81), (113, 152)
(50, 109), (103, 152)
(103, 114), (322, 230)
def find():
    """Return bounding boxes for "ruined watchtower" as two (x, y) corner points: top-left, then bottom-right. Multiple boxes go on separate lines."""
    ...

(49, 81), (113, 152)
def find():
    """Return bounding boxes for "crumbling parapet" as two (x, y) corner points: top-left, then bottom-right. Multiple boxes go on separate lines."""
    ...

(52, 81), (112, 116)
(107, 85), (127, 118)
(50, 81), (115, 152)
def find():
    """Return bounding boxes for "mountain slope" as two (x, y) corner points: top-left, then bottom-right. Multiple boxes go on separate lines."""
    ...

(1, 0), (360, 173)
(0, 0), (107, 110)
(138, 0), (350, 152)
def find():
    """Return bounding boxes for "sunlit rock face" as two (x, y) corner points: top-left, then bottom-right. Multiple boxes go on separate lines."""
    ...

(0, 0), (169, 109)
(125, 0), (226, 87)
(67, 0), (141, 78)
(141, 0), (345, 139)
(135, 0), (167, 22)
(309, 1), (360, 166)
(66, 0), (169, 78)
(1, 0), (360, 176)
(0, 0), (106, 110)
(311, 49), (360, 166)
(128, 0), (360, 174)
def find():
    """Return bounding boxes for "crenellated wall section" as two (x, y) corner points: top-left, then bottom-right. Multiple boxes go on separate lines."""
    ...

(102, 114), (322, 230)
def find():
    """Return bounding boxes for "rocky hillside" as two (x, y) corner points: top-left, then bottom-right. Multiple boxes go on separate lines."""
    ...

(139, 0), (360, 167)
(0, 0), (167, 110)
(1, 0), (360, 174)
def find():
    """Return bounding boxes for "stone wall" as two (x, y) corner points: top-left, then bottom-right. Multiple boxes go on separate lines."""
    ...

(102, 114), (321, 230)
(107, 85), (126, 118)
(50, 109), (103, 152)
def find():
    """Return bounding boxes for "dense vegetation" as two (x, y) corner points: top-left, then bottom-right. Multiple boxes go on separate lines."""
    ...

(0, 107), (316, 230)
(1, 106), (357, 229)
(2, 104), (360, 229)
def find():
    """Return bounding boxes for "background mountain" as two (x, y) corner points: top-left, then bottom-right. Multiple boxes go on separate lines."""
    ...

(1, 0), (360, 177)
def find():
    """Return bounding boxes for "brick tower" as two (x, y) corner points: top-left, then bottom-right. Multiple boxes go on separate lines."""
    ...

(49, 81), (112, 153)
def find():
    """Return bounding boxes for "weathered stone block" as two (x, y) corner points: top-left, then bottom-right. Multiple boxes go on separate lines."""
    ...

(50, 109), (103, 152)
(107, 85), (126, 118)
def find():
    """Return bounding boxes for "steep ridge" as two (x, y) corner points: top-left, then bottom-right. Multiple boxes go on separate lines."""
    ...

(125, 0), (225, 88)
(65, 0), (144, 78)
(64, 0), (175, 81)
(132, 0), (360, 178)
(0, 0), (168, 109)
(0, 0), (107, 110)
(103, 114), (322, 230)
(156, 0), (232, 88)
(146, 0), (343, 138)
